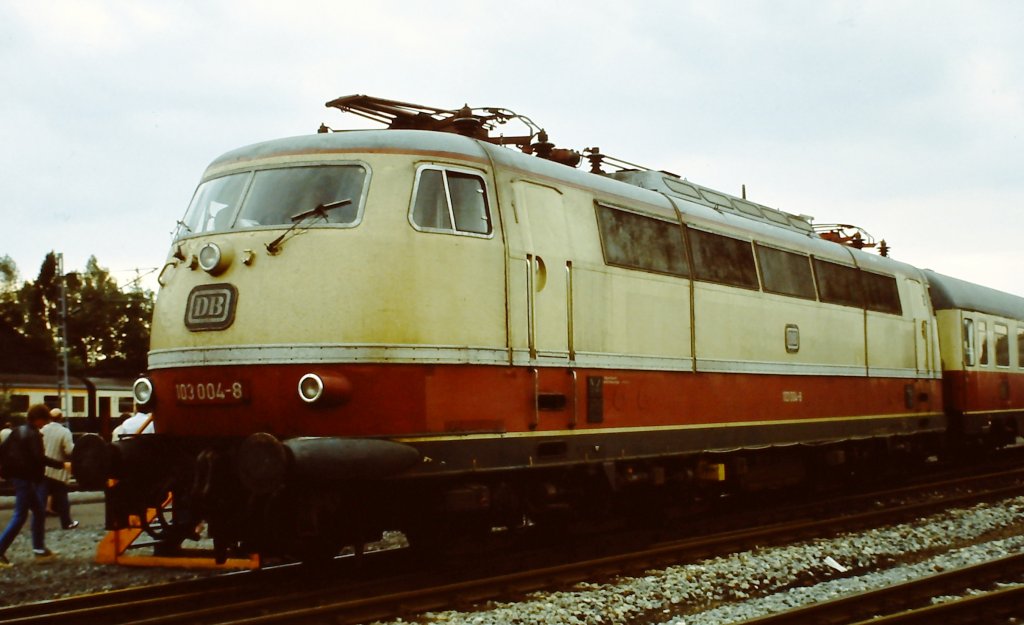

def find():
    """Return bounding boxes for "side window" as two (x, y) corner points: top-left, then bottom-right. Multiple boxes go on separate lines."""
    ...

(43, 395), (60, 409)
(755, 244), (815, 300)
(1018, 327), (1024, 369)
(689, 229), (759, 290)
(995, 323), (1010, 367)
(862, 271), (902, 315)
(813, 259), (862, 308)
(72, 396), (85, 413)
(9, 394), (29, 413)
(595, 204), (689, 277)
(411, 167), (491, 236)
(978, 320), (989, 366)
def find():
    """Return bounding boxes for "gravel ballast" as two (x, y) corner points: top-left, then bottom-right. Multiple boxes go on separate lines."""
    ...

(385, 496), (1024, 625)
(0, 492), (215, 607)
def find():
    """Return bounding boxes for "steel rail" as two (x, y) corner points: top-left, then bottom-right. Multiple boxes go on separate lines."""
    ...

(731, 552), (1024, 625)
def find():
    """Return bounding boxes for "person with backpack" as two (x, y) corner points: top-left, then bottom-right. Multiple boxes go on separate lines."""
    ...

(0, 404), (67, 566)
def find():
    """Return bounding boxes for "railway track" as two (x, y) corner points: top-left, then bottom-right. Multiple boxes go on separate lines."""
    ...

(731, 552), (1024, 624)
(3, 465), (1023, 625)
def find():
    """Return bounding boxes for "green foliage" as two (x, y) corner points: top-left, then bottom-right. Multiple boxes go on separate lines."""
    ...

(0, 253), (154, 377)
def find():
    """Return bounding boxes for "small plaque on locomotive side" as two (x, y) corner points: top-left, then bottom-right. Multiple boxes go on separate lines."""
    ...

(184, 283), (238, 331)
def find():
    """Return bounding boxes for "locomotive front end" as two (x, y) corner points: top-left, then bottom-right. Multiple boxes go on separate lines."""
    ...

(76, 130), (508, 560)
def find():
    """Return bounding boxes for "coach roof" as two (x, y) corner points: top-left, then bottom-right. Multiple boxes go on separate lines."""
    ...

(924, 269), (1024, 319)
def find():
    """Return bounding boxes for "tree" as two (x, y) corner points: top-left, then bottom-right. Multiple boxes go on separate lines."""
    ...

(0, 255), (55, 373)
(0, 253), (154, 377)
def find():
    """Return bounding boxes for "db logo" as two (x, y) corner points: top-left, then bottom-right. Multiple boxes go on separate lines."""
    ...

(184, 284), (238, 331)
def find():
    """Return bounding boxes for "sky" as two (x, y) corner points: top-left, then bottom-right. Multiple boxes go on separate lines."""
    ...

(1, 1), (1022, 295)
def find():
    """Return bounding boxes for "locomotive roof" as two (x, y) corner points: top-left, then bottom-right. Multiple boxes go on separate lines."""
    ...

(204, 129), (922, 279)
(923, 270), (1024, 320)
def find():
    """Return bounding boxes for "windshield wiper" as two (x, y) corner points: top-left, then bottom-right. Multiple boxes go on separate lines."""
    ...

(265, 198), (352, 255)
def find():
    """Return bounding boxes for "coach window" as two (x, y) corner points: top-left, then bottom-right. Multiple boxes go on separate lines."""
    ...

(978, 320), (989, 366)
(755, 244), (815, 299)
(72, 396), (85, 413)
(813, 259), (862, 308)
(862, 271), (902, 315)
(43, 395), (60, 409)
(595, 204), (689, 277)
(411, 166), (491, 236)
(1017, 327), (1024, 368)
(9, 394), (29, 413)
(963, 318), (976, 366)
(689, 229), (759, 290)
(995, 323), (1010, 367)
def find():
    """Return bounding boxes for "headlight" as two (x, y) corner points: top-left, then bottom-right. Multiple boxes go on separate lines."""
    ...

(298, 372), (352, 406)
(133, 377), (154, 405)
(198, 242), (233, 275)
(298, 373), (325, 403)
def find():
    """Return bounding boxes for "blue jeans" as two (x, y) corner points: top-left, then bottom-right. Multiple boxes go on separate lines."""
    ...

(0, 478), (48, 554)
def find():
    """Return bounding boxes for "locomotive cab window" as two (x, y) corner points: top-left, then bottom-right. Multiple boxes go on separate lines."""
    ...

(176, 164), (368, 238)
(237, 165), (366, 228)
(411, 166), (491, 236)
(595, 203), (689, 277)
(177, 172), (249, 238)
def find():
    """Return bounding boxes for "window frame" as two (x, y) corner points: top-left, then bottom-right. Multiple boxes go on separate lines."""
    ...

(408, 164), (493, 238)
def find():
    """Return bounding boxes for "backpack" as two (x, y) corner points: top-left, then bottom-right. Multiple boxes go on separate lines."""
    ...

(0, 426), (27, 478)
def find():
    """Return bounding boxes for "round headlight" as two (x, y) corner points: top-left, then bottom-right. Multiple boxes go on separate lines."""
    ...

(133, 377), (154, 405)
(298, 373), (324, 403)
(198, 242), (234, 275)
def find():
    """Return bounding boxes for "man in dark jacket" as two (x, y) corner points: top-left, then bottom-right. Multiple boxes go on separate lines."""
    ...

(0, 404), (66, 565)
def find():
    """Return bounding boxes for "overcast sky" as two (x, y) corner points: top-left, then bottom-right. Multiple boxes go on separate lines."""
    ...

(2, 1), (1022, 295)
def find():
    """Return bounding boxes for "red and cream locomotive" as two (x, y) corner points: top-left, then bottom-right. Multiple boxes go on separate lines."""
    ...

(73, 96), (1024, 561)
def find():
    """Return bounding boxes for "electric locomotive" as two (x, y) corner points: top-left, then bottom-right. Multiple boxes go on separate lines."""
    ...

(73, 96), (1024, 561)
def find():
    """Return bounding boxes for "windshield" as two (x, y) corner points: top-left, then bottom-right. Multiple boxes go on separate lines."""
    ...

(175, 164), (367, 240)
(177, 173), (248, 238)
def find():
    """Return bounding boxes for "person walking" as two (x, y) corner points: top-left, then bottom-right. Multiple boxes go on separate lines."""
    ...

(0, 404), (66, 566)
(41, 408), (78, 530)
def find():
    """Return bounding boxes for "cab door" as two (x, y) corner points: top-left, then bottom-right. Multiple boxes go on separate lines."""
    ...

(904, 278), (936, 375)
(508, 180), (577, 430)
(514, 181), (574, 362)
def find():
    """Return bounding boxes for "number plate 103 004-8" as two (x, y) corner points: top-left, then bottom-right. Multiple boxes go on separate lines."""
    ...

(174, 380), (248, 404)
